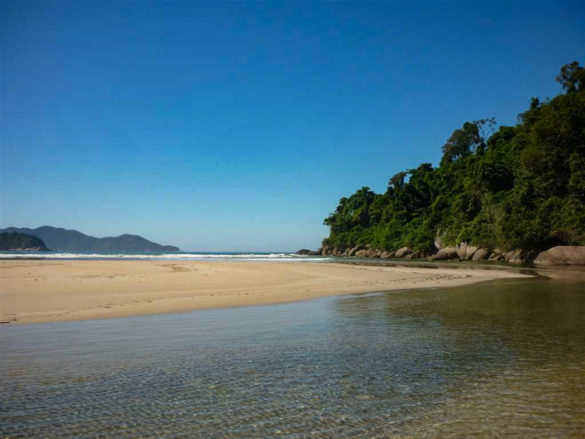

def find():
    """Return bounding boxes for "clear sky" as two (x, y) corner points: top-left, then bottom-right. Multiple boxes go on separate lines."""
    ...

(1, 0), (584, 251)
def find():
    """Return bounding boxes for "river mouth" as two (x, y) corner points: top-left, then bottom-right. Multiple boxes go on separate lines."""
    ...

(1, 272), (584, 437)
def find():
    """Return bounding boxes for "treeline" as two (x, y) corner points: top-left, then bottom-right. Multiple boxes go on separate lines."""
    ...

(323, 62), (585, 255)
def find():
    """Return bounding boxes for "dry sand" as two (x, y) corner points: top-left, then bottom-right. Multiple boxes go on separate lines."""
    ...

(0, 260), (531, 325)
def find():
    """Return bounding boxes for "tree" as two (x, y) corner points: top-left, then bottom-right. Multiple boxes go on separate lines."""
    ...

(556, 61), (584, 93)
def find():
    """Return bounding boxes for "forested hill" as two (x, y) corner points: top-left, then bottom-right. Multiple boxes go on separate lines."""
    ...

(322, 62), (585, 259)
(0, 232), (49, 251)
(0, 226), (180, 253)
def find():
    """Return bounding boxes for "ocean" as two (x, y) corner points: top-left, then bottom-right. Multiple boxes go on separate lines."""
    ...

(0, 251), (328, 262)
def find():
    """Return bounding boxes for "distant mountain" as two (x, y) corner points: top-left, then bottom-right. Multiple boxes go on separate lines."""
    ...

(0, 226), (180, 253)
(0, 232), (49, 251)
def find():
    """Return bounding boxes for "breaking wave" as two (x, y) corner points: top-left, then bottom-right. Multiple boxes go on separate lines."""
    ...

(0, 252), (329, 262)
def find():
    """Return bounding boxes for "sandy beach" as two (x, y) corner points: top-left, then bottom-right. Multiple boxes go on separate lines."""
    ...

(0, 260), (531, 324)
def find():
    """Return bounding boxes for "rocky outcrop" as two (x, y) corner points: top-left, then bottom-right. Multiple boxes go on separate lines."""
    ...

(297, 249), (319, 255)
(395, 247), (413, 258)
(534, 246), (585, 266)
(319, 242), (585, 266)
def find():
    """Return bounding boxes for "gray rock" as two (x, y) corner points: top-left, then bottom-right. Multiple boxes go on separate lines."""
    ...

(472, 248), (489, 261)
(488, 252), (504, 262)
(367, 249), (381, 258)
(297, 249), (317, 255)
(380, 250), (395, 259)
(534, 246), (585, 266)
(348, 245), (366, 257)
(504, 249), (525, 264)
(431, 247), (458, 260)
(455, 243), (468, 260)
(395, 247), (413, 258)
(465, 246), (478, 260)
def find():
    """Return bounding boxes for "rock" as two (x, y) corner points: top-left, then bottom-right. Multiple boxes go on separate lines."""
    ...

(355, 249), (368, 257)
(455, 243), (468, 260)
(504, 249), (525, 264)
(297, 249), (317, 255)
(534, 246), (585, 266)
(465, 246), (478, 260)
(434, 234), (445, 251)
(348, 245), (366, 257)
(404, 251), (420, 259)
(316, 248), (322, 255)
(366, 249), (380, 258)
(430, 247), (458, 260)
(472, 248), (489, 261)
(380, 250), (395, 259)
(488, 252), (504, 262)
(395, 247), (413, 258)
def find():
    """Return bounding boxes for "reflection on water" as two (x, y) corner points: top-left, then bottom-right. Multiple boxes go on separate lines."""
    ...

(1, 275), (584, 438)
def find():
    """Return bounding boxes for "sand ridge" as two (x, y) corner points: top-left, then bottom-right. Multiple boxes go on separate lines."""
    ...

(0, 260), (531, 324)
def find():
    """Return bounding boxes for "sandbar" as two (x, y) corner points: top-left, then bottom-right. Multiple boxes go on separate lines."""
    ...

(0, 260), (531, 324)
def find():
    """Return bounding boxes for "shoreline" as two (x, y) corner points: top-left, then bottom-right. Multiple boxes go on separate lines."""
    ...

(0, 260), (532, 325)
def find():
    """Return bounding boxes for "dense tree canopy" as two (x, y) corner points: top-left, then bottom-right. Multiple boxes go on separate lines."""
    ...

(324, 62), (585, 253)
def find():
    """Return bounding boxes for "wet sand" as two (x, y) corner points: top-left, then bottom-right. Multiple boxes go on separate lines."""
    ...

(0, 260), (531, 324)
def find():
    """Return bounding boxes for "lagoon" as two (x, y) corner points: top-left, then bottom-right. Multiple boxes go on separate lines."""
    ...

(1, 271), (584, 438)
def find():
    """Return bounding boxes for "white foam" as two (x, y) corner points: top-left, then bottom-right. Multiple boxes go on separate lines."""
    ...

(0, 252), (330, 262)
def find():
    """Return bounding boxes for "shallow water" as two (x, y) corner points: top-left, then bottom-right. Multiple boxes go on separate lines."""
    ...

(1, 274), (584, 438)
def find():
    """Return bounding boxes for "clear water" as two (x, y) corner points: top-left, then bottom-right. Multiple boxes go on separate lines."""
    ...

(1, 274), (584, 438)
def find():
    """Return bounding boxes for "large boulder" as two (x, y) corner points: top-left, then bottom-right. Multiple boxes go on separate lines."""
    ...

(367, 249), (381, 258)
(472, 248), (488, 261)
(488, 249), (504, 262)
(404, 251), (420, 259)
(534, 246), (585, 266)
(380, 250), (395, 259)
(431, 247), (458, 261)
(465, 246), (478, 260)
(348, 245), (366, 257)
(504, 249), (526, 264)
(395, 247), (413, 258)
(455, 243), (468, 260)
(472, 248), (489, 261)
(355, 249), (368, 257)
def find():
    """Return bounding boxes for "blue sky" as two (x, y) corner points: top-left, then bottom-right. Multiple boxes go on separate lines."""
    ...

(2, 0), (584, 251)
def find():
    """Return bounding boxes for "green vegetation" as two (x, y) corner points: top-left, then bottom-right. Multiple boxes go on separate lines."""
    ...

(0, 232), (49, 251)
(323, 62), (585, 254)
